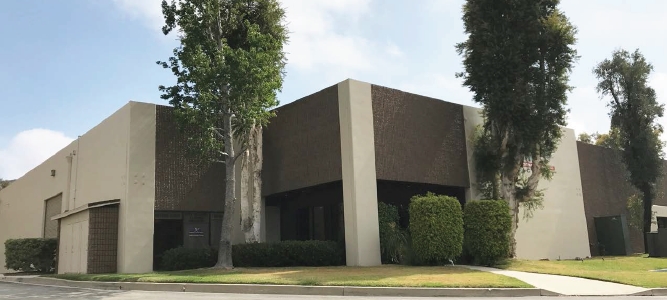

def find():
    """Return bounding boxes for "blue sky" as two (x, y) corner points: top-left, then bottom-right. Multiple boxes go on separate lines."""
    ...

(1, 0), (666, 179)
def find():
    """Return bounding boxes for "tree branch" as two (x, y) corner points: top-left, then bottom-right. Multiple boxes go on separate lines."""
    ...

(522, 156), (542, 202)
(610, 86), (622, 108)
(233, 147), (248, 164)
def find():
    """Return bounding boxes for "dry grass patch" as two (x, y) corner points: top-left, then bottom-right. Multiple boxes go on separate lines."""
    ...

(53, 265), (531, 288)
(498, 255), (667, 288)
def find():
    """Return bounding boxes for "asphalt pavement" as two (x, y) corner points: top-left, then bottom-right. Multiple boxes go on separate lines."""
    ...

(1, 281), (666, 300)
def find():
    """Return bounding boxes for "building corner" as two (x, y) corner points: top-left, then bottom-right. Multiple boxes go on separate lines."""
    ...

(337, 79), (381, 266)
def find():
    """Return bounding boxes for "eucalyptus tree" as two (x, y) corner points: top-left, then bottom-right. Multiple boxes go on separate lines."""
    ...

(158, 0), (288, 268)
(594, 49), (664, 251)
(456, 0), (578, 255)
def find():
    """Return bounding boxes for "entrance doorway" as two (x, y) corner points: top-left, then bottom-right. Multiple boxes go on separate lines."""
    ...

(594, 215), (632, 256)
(153, 218), (183, 269)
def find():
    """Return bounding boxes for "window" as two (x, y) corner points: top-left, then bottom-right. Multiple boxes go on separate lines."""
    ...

(658, 217), (667, 230)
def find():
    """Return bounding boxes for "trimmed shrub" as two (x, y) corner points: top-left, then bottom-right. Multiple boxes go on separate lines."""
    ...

(409, 193), (463, 265)
(233, 240), (344, 267)
(160, 247), (217, 271)
(4, 238), (58, 273)
(378, 202), (408, 264)
(159, 240), (345, 271)
(463, 200), (512, 266)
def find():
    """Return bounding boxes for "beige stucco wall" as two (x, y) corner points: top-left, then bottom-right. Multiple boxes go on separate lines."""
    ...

(337, 79), (381, 266)
(69, 104), (131, 210)
(0, 102), (164, 274)
(0, 103), (134, 274)
(58, 210), (89, 274)
(653, 205), (667, 232)
(0, 147), (74, 274)
(463, 105), (591, 260)
(117, 102), (156, 273)
(514, 127), (591, 260)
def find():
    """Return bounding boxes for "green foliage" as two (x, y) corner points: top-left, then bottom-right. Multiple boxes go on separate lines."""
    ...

(232, 241), (345, 267)
(627, 194), (657, 231)
(378, 202), (409, 264)
(578, 133), (593, 144)
(594, 129), (624, 149)
(594, 49), (665, 237)
(464, 200), (512, 266)
(159, 241), (344, 271)
(157, 0), (289, 268)
(456, 0), (578, 231)
(594, 49), (664, 188)
(160, 247), (217, 271)
(0, 178), (14, 190)
(577, 130), (624, 149)
(471, 125), (501, 200)
(409, 193), (464, 265)
(4, 238), (57, 273)
(471, 125), (550, 219)
(157, 0), (288, 161)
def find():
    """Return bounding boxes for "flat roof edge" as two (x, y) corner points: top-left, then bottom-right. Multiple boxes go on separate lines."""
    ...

(51, 199), (120, 221)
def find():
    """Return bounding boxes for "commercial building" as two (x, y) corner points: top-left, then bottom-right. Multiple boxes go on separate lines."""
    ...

(1, 79), (666, 274)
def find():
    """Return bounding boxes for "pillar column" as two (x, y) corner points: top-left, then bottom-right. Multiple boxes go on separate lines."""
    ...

(337, 79), (381, 266)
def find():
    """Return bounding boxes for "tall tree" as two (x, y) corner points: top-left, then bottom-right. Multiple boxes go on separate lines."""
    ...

(593, 49), (665, 251)
(158, 0), (288, 268)
(456, 0), (578, 255)
(576, 129), (623, 148)
(593, 128), (623, 149)
(577, 133), (593, 144)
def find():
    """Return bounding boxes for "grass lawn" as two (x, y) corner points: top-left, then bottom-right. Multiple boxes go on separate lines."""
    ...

(52, 265), (531, 288)
(497, 255), (667, 288)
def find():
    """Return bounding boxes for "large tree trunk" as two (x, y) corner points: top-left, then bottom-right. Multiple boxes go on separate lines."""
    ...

(501, 172), (519, 257)
(250, 125), (263, 242)
(499, 129), (520, 257)
(642, 184), (654, 253)
(240, 125), (262, 243)
(215, 113), (236, 269)
(240, 149), (253, 242)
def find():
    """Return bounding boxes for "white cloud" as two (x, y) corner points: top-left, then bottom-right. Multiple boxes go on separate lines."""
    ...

(560, 0), (667, 44)
(0, 129), (74, 179)
(109, 0), (404, 82)
(385, 42), (404, 58)
(566, 117), (587, 136)
(280, 0), (402, 81)
(111, 0), (166, 33)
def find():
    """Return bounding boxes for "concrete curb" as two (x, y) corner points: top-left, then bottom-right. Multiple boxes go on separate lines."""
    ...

(631, 288), (667, 296)
(0, 276), (553, 297)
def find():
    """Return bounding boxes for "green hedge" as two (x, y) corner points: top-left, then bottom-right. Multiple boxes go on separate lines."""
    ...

(409, 193), (463, 265)
(159, 240), (345, 271)
(464, 200), (512, 266)
(160, 247), (217, 271)
(233, 240), (344, 267)
(378, 202), (408, 264)
(4, 238), (57, 273)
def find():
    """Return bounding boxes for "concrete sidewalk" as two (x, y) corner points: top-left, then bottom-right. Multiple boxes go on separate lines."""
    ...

(466, 265), (651, 296)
